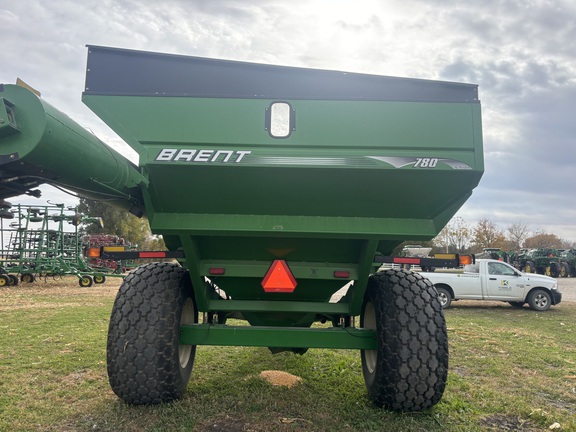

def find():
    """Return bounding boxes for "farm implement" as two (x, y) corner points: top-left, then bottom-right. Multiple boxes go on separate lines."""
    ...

(0, 46), (484, 411)
(0, 202), (124, 286)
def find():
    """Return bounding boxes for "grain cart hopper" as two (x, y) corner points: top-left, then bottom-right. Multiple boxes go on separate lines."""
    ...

(0, 45), (484, 412)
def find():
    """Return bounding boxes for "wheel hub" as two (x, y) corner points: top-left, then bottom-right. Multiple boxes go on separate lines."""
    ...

(363, 301), (377, 374)
(179, 297), (195, 368)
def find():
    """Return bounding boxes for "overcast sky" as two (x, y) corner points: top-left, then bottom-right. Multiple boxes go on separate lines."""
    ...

(1, 0), (575, 242)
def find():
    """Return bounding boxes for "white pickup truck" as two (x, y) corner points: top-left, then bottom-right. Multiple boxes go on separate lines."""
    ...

(421, 259), (562, 311)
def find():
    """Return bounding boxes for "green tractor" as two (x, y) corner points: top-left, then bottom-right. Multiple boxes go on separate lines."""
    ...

(559, 249), (576, 277)
(477, 248), (510, 263)
(512, 248), (562, 277)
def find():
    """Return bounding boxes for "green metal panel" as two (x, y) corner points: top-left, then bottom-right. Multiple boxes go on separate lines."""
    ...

(180, 324), (377, 350)
(83, 95), (482, 223)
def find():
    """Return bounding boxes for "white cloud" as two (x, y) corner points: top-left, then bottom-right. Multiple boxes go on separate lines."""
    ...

(1, 0), (575, 242)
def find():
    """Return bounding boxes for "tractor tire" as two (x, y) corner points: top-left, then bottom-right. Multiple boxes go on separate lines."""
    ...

(20, 273), (34, 283)
(360, 268), (448, 412)
(560, 263), (570, 278)
(79, 276), (93, 288)
(20, 273), (35, 283)
(8, 274), (18, 286)
(527, 289), (551, 312)
(93, 274), (106, 284)
(0, 275), (9, 287)
(524, 261), (536, 273)
(547, 263), (559, 278)
(107, 262), (197, 405)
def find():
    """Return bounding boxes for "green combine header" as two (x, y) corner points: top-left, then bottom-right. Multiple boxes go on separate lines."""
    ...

(0, 45), (483, 412)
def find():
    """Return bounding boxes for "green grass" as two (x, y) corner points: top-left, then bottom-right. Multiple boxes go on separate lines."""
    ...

(0, 279), (574, 431)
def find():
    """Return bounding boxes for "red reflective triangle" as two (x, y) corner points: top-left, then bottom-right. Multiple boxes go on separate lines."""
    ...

(261, 260), (297, 293)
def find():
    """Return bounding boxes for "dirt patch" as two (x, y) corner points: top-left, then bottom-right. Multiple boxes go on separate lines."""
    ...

(194, 413), (314, 432)
(259, 370), (302, 388)
(480, 414), (539, 431)
(0, 276), (120, 311)
(194, 415), (249, 432)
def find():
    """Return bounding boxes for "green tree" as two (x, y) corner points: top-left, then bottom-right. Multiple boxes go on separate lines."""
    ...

(471, 218), (506, 253)
(77, 198), (164, 249)
(523, 231), (566, 249)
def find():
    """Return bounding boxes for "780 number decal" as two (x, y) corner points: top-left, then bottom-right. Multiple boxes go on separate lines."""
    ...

(413, 158), (438, 168)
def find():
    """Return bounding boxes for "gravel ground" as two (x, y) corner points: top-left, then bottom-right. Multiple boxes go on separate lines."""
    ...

(558, 276), (576, 302)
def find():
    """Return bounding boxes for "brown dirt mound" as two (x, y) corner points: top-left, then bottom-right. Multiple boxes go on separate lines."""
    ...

(259, 370), (302, 388)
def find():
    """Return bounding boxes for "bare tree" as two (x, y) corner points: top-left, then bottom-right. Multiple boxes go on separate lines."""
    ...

(434, 216), (472, 253)
(507, 222), (529, 251)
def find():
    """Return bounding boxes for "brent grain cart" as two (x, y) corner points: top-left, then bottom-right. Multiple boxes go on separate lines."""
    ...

(0, 45), (484, 411)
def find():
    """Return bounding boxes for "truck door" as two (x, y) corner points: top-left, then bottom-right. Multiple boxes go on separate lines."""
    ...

(485, 261), (524, 299)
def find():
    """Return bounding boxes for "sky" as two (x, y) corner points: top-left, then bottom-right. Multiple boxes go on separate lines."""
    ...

(1, 0), (575, 242)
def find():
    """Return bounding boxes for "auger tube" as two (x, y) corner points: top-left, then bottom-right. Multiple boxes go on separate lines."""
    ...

(0, 83), (146, 215)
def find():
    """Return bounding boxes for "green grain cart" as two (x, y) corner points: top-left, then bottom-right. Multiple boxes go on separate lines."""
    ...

(0, 46), (484, 411)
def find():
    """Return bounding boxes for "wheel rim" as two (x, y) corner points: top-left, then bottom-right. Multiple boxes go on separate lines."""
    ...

(0, 277), (6, 286)
(362, 301), (377, 375)
(534, 293), (549, 309)
(438, 291), (448, 307)
(179, 298), (195, 368)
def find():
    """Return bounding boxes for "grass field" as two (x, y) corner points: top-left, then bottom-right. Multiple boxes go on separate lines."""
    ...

(0, 277), (575, 431)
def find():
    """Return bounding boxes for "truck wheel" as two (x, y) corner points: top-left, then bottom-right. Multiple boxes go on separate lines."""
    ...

(527, 289), (551, 311)
(107, 262), (197, 404)
(435, 286), (452, 308)
(360, 269), (448, 412)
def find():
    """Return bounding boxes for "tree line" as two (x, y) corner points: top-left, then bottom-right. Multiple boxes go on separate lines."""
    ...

(77, 198), (165, 250)
(432, 217), (575, 255)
